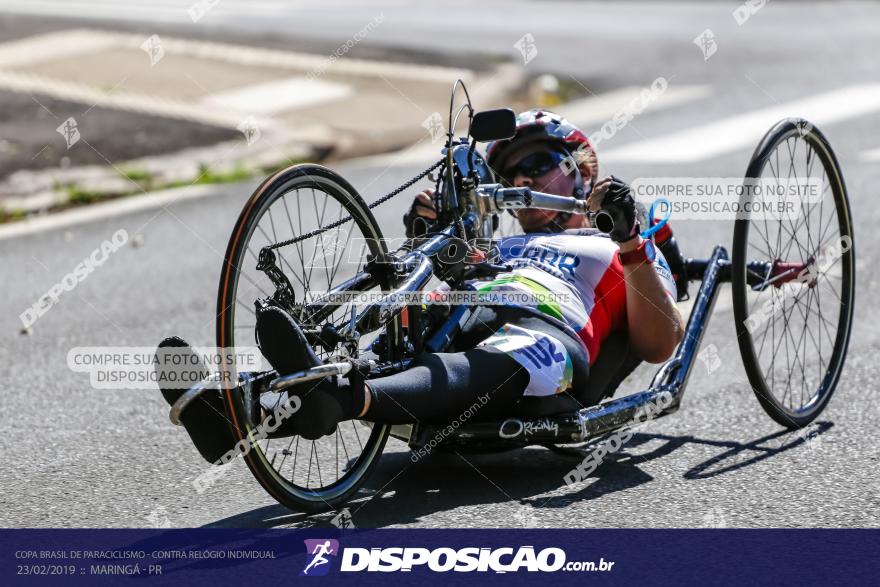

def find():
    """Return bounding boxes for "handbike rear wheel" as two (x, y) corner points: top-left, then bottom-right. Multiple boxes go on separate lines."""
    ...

(217, 164), (398, 511)
(732, 119), (855, 429)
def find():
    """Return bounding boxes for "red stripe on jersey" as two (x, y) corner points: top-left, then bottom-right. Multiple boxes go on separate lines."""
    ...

(578, 254), (628, 365)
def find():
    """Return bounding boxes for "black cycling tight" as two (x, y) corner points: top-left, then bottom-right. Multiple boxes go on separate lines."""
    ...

(363, 347), (530, 424)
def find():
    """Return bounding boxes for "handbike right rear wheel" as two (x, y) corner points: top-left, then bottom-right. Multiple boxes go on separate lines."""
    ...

(732, 119), (855, 429)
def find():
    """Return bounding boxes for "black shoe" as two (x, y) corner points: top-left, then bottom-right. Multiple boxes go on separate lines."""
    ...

(255, 301), (321, 376)
(155, 336), (238, 463)
(258, 381), (347, 441)
(258, 361), (370, 441)
(254, 302), (366, 440)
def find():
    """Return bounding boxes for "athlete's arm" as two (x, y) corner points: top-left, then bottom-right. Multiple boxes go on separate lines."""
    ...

(403, 189), (437, 238)
(618, 237), (684, 362)
(589, 176), (684, 363)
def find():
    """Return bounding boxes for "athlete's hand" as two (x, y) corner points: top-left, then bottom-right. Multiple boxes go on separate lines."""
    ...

(404, 189), (437, 238)
(588, 175), (639, 243)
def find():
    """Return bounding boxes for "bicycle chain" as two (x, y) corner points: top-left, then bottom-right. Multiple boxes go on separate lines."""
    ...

(268, 158), (444, 250)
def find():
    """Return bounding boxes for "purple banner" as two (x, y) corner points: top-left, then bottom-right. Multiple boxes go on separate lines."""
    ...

(3, 528), (877, 586)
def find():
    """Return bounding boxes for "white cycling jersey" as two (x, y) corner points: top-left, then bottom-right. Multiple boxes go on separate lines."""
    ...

(472, 229), (676, 397)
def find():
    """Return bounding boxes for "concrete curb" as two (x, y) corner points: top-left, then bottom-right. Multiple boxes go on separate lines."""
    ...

(0, 132), (320, 216)
(0, 182), (230, 241)
(1, 63), (525, 220)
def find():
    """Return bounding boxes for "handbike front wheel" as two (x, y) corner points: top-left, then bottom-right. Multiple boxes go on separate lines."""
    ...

(216, 163), (398, 511)
(732, 119), (855, 429)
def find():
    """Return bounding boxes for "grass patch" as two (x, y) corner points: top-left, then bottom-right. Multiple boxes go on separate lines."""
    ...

(1, 157), (307, 224)
(515, 74), (596, 110)
(192, 165), (255, 185)
(121, 168), (153, 184)
(66, 186), (111, 206)
(553, 76), (593, 103)
(0, 208), (26, 223)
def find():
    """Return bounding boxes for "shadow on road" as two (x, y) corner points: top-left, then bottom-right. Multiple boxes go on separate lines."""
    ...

(682, 420), (833, 479)
(203, 421), (833, 528)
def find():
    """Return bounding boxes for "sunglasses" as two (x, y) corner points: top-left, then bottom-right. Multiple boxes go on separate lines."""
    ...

(500, 150), (570, 185)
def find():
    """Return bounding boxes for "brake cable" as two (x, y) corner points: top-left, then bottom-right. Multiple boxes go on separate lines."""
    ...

(267, 158), (444, 250)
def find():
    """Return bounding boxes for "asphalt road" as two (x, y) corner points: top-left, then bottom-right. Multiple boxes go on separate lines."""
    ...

(2, 1), (879, 528)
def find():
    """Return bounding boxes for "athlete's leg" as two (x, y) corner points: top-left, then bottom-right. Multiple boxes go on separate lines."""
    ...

(262, 345), (530, 439)
(362, 347), (529, 424)
(155, 336), (259, 463)
(260, 304), (586, 439)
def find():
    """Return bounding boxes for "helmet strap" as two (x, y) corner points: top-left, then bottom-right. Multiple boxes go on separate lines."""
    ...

(571, 155), (586, 199)
(543, 211), (571, 233)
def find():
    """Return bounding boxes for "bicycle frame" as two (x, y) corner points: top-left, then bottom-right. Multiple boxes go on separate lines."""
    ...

(268, 191), (786, 451)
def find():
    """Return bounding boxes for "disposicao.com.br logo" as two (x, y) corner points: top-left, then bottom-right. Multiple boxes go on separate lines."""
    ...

(301, 539), (614, 574)
(301, 539), (340, 576)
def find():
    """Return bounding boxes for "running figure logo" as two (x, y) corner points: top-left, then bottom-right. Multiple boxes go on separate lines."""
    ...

(301, 539), (340, 576)
(56, 117), (80, 149)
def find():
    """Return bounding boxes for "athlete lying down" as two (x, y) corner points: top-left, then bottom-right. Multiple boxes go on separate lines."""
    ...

(156, 110), (685, 464)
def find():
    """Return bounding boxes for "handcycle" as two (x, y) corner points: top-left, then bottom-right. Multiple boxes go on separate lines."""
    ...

(175, 82), (855, 512)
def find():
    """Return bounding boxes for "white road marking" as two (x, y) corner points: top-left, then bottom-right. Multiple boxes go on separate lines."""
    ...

(344, 141), (438, 169)
(0, 1), (388, 26)
(860, 147), (880, 161)
(0, 28), (471, 83)
(0, 28), (470, 131)
(602, 84), (880, 163)
(158, 34), (471, 83)
(0, 29), (118, 68)
(0, 70), (274, 131)
(346, 85), (714, 170)
(563, 84), (713, 128)
(202, 76), (352, 114)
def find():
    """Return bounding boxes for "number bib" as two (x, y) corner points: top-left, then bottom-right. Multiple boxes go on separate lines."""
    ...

(478, 323), (574, 397)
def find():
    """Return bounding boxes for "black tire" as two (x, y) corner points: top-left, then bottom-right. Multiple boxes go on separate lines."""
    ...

(732, 119), (855, 429)
(216, 164), (398, 511)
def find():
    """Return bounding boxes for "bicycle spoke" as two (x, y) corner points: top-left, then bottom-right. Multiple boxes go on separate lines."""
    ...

(352, 419), (364, 451)
(282, 192), (310, 290)
(742, 127), (852, 420)
(313, 441), (323, 488)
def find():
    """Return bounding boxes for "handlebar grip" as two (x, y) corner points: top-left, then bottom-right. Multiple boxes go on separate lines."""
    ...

(592, 210), (614, 234)
(484, 184), (592, 215)
(495, 187), (531, 204)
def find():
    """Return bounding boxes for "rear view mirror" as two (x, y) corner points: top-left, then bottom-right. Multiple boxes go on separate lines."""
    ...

(470, 108), (516, 142)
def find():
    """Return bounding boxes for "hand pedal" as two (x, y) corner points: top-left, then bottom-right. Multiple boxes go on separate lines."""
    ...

(269, 362), (354, 392)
